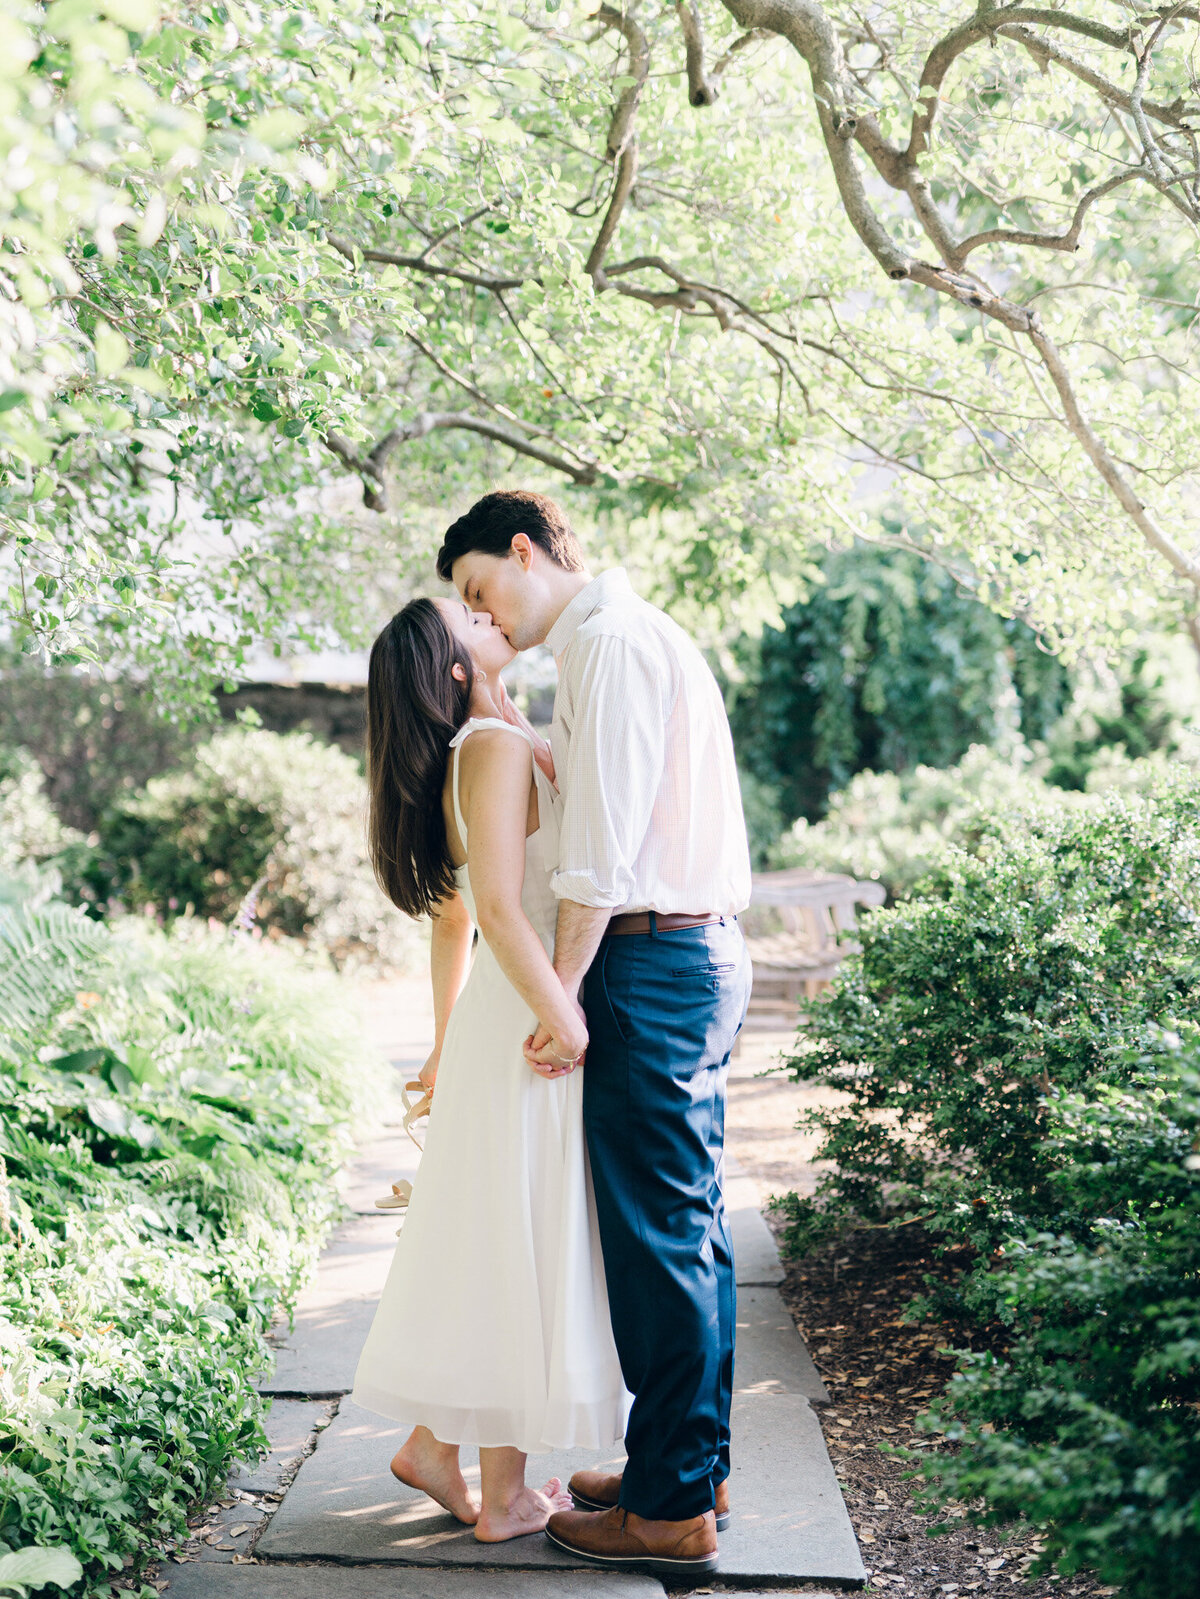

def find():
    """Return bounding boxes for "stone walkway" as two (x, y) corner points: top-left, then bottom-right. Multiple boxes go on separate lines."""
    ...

(160, 980), (864, 1596)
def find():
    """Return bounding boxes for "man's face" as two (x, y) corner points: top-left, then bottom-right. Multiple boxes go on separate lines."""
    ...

(452, 546), (547, 651)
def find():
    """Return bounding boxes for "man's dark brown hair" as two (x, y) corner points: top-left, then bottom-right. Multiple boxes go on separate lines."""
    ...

(437, 489), (586, 582)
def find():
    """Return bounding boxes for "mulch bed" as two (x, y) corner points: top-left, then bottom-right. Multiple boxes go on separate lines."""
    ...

(773, 1221), (1114, 1599)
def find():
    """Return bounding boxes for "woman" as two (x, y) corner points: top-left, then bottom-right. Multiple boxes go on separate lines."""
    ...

(351, 596), (628, 1543)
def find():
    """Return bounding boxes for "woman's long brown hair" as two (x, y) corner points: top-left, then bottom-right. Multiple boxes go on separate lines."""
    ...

(365, 599), (475, 917)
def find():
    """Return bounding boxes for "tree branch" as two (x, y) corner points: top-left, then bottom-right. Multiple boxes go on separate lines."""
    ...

(1027, 316), (1200, 589)
(417, 203), (496, 263)
(586, 5), (651, 280)
(404, 332), (594, 461)
(720, 0), (911, 279)
(717, 1), (1200, 607)
(1130, 12), (1197, 211)
(999, 24), (1197, 133)
(674, 1), (719, 105)
(325, 235), (523, 292)
(712, 27), (773, 77)
(596, 4), (649, 159)
(324, 413), (600, 510)
(954, 167), (1150, 262)
(586, 144), (639, 280)
(904, 6), (1145, 167)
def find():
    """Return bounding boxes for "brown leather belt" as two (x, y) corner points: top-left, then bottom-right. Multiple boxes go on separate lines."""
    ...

(606, 911), (725, 937)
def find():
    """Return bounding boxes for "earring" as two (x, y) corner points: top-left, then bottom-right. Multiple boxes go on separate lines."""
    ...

(477, 670), (487, 683)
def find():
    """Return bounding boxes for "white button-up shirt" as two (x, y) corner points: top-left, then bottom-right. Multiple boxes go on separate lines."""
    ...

(545, 568), (752, 916)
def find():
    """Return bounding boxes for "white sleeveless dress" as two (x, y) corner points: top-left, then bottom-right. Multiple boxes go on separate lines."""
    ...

(352, 716), (629, 1453)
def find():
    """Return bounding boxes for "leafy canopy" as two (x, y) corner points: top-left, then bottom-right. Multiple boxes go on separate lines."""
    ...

(3, 2), (1198, 699)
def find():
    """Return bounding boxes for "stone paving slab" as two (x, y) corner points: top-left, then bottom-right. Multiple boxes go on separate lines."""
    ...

(256, 1400), (627, 1570)
(228, 1399), (331, 1494)
(161, 1562), (661, 1597)
(257, 1395), (864, 1585)
(717, 1394), (864, 1584)
(727, 1171), (786, 1287)
(735, 1288), (829, 1404)
(259, 1217), (399, 1397)
(177, 1500), (270, 1563)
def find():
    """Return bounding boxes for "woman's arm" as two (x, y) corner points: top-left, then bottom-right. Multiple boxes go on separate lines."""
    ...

(459, 730), (586, 1069)
(420, 890), (474, 1092)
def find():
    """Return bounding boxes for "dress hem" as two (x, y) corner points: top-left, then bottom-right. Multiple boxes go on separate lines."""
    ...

(351, 1382), (629, 1457)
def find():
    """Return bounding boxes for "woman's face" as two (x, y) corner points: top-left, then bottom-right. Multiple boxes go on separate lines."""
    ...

(435, 596), (517, 679)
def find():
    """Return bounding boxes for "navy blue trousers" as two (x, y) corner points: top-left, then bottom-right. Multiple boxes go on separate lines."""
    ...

(582, 915), (753, 1522)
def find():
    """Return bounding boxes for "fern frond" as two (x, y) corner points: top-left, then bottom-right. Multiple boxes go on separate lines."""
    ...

(0, 901), (109, 1047)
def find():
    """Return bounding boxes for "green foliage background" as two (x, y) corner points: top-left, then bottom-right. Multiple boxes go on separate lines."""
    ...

(729, 542), (1073, 822)
(67, 726), (419, 971)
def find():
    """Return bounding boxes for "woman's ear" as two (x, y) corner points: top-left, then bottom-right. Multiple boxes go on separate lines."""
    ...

(450, 662), (467, 684)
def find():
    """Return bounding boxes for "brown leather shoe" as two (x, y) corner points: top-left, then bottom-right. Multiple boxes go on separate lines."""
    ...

(568, 1469), (731, 1531)
(546, 1505), (719, 1577)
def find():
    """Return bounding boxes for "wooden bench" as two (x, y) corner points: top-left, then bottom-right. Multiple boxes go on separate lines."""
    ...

(740, 868), (887, 1024)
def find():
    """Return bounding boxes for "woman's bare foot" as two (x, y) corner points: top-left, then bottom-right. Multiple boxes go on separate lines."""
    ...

(474, 1477), (574, 1543)
(390, 1429), (479, 1525)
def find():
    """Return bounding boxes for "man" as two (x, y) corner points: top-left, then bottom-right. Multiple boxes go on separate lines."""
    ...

(437, 489), (752, 1579)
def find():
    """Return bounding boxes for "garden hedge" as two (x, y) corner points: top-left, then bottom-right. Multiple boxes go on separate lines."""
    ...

(778, 779), (1200, 1596)
(0, 885), (383, 1594)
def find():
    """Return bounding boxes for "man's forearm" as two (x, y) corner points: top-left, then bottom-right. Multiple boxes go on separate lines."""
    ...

(553, 899), (613, 996)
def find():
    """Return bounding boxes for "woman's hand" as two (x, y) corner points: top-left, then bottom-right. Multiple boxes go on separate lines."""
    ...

(497, 680), (557, 786)
(524, 1005), (588, 1079)
(418, 1048), (440, 1097)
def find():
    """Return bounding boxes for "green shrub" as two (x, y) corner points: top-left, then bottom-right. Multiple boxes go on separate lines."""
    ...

(918, 1033), (1200, 1597)
(0, 662), (203, 835)
(738, 767), (786, 870)
(771, 744), (1067, 897)
(0, 750), (82, 876)
(776, 782), (1200, 1593)
(727, 541), (1070, 822)
(72, 727), (418, 971)
(0, 893), (385, 1592)
(1041, 648), (1177, 791)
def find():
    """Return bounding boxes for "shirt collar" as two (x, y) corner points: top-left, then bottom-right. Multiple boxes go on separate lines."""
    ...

(545, 567), (633, 659)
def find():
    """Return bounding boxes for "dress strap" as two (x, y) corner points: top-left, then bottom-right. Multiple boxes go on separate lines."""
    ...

(447, 718), (537, 849)
(451, 741), (470, 850)
(448, 716), (535, 749)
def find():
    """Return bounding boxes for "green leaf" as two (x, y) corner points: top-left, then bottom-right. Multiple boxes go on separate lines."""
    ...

(124, 1043), (165, 1086)
(47, 1048), (108, 1074)
(99, 0), (160, 29)
(0, 1546), (84, 1593)
(93, 323), (129, 377)
(248, 110), (305, 150)
(496, 15), (532, 51)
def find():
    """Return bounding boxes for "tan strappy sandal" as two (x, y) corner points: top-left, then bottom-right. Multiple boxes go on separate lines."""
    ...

(374, 1080), (431, 1228)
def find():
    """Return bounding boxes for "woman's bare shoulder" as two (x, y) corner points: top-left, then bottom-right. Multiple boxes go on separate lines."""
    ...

(455, 724), (534, 772)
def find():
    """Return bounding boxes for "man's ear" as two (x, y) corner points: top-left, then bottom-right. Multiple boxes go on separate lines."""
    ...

(511, 532), (534, 570)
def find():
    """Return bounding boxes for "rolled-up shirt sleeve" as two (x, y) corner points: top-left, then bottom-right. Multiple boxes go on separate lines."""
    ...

(550, 632), (669, 909)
